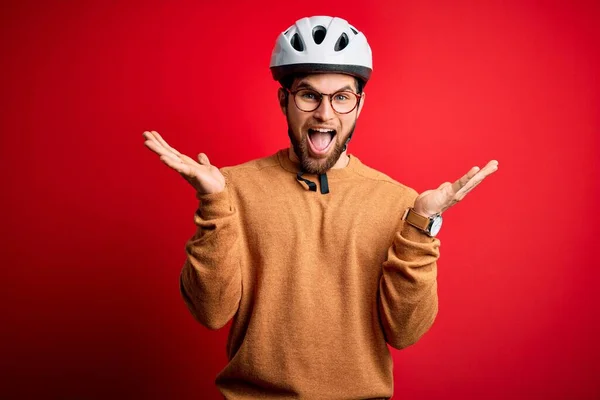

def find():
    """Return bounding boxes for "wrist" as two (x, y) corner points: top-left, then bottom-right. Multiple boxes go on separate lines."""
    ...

(411, 207), (438, 219)
(194, 188), (232, 219)
(403, 207), (443, 237)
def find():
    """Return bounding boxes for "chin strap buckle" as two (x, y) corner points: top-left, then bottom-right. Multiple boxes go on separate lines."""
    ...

(296, 172), (329, 194)
(296, 172), (317, 192)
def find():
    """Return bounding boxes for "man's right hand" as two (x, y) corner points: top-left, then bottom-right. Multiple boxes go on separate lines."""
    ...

(143, 130), (225, 195)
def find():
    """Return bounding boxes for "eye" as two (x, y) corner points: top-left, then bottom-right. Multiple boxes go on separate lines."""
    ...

(333, 92), (352, 102)
(298, 90), (319, 101)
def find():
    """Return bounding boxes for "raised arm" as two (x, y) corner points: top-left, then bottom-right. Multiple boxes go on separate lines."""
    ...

(143, 130), (242, 329)
(379, 160), (499, 349)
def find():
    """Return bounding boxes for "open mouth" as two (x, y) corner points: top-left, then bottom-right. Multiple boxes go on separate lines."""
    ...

(307, 128), (337, 156)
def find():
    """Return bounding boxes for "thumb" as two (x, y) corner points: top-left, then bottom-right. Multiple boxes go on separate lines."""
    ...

(197, 153), (211, 166)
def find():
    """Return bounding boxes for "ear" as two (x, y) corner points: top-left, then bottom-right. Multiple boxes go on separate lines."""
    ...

(356, 92), (366, 118)
(278, 88), (287, 116)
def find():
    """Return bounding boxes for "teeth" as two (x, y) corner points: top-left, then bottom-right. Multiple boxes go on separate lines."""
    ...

(311, 128), (335, 133)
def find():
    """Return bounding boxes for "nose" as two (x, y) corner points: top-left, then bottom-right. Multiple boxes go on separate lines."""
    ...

(313, 95), (335, 121)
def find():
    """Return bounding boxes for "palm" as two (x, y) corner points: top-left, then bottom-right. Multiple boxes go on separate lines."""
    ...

(415, 187), (452, 216)
(413, 161), (499, 216)
(143, 131), (225, 194)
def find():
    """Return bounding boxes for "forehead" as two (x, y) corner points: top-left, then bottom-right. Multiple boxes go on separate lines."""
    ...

(293, 73), (357, 92)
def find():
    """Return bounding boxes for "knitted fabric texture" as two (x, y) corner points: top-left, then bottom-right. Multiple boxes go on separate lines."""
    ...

(180, 149), (440, 399)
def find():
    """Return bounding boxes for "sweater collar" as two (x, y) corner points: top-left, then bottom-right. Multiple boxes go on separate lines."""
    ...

(276, 148), (360, 180)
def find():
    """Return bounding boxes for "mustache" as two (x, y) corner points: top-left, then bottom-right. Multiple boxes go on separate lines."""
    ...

(286, 124), (357, 175)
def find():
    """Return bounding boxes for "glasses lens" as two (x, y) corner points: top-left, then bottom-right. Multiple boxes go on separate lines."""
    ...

(294, 89), (321, 112)
(331, 91), (358, 114)
(292, 89), (359, 113)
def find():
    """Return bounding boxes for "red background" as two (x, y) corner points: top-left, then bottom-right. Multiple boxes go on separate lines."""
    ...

(1, 0), (599, 399)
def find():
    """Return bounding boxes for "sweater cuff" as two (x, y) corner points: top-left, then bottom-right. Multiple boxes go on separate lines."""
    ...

(195, 188), (233, 220)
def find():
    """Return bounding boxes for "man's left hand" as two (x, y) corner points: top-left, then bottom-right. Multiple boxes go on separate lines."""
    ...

(412, 160), (499, 217)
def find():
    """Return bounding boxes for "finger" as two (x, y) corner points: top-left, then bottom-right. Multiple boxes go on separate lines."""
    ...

(144, 138), (182, 161)
(144, 137), (171, 157)
(160, 154), (194, 176)
(454, 161), (498, 199)
(437, 181), (451, 191)
(440, 160), (499, 211)
(459, 161), (498, 192)
(479, 160), (499, 177)
(177, 153), (204, 167)
(151, 131), (182, 156)
(451, 166), (480, 194)
(143, 131), (164, 150)
(143, 131), (175, 157)
(144, 131), (185, 163)
(451, 159), (500, 193)
(456, 179), (483, 199)
(197, 153), (211, 166)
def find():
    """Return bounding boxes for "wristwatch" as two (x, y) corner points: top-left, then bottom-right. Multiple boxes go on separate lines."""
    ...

(402, 208), (443, 237)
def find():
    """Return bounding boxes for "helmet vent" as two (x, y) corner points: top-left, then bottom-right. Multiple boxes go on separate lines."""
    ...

(334, 33), (349, 51)
(349, 26), (358, 35)
(290, 33), (304, 51)
(312, 26), (327, 44)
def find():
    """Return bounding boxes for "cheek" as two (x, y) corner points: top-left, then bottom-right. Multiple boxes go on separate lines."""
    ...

(287, 110), (307, 133)
(338, 118), (353, 136)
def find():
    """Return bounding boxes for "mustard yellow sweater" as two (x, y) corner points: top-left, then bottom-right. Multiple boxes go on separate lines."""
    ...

(180, 149), (440, 399)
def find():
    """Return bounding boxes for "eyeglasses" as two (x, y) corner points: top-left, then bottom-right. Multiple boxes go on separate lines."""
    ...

(286, 88), (362, 114)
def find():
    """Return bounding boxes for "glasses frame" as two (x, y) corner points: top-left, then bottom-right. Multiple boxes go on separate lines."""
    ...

(285, 88), (363, 114)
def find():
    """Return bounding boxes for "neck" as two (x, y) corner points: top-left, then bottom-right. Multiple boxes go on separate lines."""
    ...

(288, 147), (350, 170)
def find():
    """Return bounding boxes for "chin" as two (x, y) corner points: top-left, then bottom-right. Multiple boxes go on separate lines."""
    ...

(298, 140), (344, 175)
(287, 125), (352, 175)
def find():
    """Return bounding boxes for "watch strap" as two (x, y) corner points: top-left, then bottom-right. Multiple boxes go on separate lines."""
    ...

(403, 208), (431, 231)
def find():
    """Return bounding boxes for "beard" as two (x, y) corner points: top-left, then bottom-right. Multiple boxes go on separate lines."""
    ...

(287, 122), (356, 175)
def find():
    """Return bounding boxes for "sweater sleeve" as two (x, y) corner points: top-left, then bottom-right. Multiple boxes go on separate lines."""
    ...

(378, 209), (441, 350)
(179, 184), (242, 330)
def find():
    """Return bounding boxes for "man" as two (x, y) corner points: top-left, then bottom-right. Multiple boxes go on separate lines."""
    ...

(143, 16), (498, 399)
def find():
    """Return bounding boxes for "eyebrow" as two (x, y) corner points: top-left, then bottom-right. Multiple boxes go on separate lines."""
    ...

(295, 81), (356, 93)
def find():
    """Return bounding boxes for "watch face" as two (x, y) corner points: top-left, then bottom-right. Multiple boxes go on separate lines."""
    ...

(430, 215), (443, 236)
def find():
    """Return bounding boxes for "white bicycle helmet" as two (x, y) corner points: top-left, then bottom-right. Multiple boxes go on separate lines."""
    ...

(270, 16), (373, 84)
